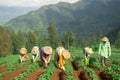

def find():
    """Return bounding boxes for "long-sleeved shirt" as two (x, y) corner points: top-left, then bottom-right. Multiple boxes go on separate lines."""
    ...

(40, 48), (52, 61)
(98, 41), (111, 58)
(58, 55), (64, 68)
(55, 48), (64, 68)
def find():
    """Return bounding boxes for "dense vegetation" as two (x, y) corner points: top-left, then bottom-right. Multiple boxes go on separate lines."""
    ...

(0, 21), (120, 57)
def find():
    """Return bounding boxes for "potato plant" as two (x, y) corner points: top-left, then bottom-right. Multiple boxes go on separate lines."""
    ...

(0, 61), (27, 79)
(64, 61), (75, 80)
(38, 61), (55, 80)
(12, 63), (39, 80)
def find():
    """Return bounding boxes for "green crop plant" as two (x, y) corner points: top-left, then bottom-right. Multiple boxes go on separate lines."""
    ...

(64, 62), (73, 76)
(85, 67), (98, 80)
(7, 63), (15, 71)
(12, 63), (39, 80)
(66, 76), (74, 80)
(64, 61), (74, 80)
(77, 58), (98, 80)
(92, 62), (103, 70)
(0, 60), (30, 79)
(104, 64), (120, 80)
(38, 61), (55, 80)
(110, 64), (120, 71)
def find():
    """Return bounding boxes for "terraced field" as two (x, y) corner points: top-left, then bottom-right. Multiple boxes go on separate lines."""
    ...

(0, 49), (120, 80)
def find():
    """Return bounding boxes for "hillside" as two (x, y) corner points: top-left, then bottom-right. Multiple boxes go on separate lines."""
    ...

(3, 0), (120, 37)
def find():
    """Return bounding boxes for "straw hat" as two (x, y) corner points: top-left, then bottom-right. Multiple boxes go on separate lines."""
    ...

(43, 46), (52, 54)
(101, 36), (109, 42)
(62, 50), (71, 59)
(31, 46), (39, 54)
(20, 48), (27, 54)
(56, 47), (65, 55)
(85, 47), (94, 54)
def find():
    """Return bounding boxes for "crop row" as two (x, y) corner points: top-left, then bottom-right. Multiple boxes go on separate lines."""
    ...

(12, 62), (39, 80)
(0, 60), (30, 79)
(38, 61), (55, 80)
(64, 61), (75, 80)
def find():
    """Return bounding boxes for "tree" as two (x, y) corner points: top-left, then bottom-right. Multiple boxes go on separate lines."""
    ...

(61, 31), (76, 49)
(47, 22), (58, 49)
(0, 26), (11, 57)
(10, 30), (27, 54)
(26, 30), (39, 52)
(114, 31), (120, 48)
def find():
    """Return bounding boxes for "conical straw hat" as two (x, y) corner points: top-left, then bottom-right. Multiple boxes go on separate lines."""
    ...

(43, 46), (52, 54)
(101, 36), (109, 42)
(62, 50), (71, 59)
(20, 48), (27, 54)
(56, 47), (65, 55)
(31, 46), (39, 54)
(86, 48), (94, 54)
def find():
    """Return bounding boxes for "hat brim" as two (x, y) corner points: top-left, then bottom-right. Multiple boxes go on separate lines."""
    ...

(20, 48), (27, 54)
(43, 46), (52, 54)
(101, 37), (109, 42)
(62, 50), (71, 59)
(86, 48), (94, 54)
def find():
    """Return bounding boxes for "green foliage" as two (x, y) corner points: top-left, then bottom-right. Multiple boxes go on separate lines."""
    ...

(61, 31), (76, 49)
(113, 60), (120, 65)
(85, 67), (98, 80)
(110, 64), (120, 71)
(26, 30), (39, 52)
(47, 22), (58, 49)
(104, 66), (120, 80)
(64, 61), (73, 76)
(0, 26), (11, 56)
(12, 63), (39, 80)
(7, 64), (15, 71)
(38, 61), (55, 80)
(91, 45), (99, 51)
(10, 30), (27, 54)
(66, 76), (74, 80)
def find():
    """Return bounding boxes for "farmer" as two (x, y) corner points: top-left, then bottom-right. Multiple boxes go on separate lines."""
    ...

(31, 46), (39, 62)
(55, 47), (71, 71)
(40, 46), (52, 67)
(19, 47), (28, 63)
(98, 36), (111, 66)
(83, 47), (94, 65)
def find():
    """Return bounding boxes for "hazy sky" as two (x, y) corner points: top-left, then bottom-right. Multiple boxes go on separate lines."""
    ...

(0, 0), (79, 7)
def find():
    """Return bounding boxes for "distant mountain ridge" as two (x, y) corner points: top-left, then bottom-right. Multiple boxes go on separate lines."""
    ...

(3, 0), (120, 37)
(0, 7), (38, 23)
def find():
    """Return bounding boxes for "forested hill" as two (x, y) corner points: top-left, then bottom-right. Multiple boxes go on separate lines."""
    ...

(3, 0), (120, 37)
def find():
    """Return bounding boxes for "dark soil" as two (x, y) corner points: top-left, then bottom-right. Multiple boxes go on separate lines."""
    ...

(25, 67), (44, 80)
(79, 71), (90, 80)
(94, 68), (102, 80)
(0, 66), (7, 73)
(99, 71), (113, 80)
(87, 63), (95, 68)
(59, 72), (66, 80)
(1, 67), (25, 80)
(71, 60), (90, 80)
(50, 68), (62, 80)
(71, 60), (79, 70)
(116, 70), (120, 74)
(1, 62), (31, 80)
